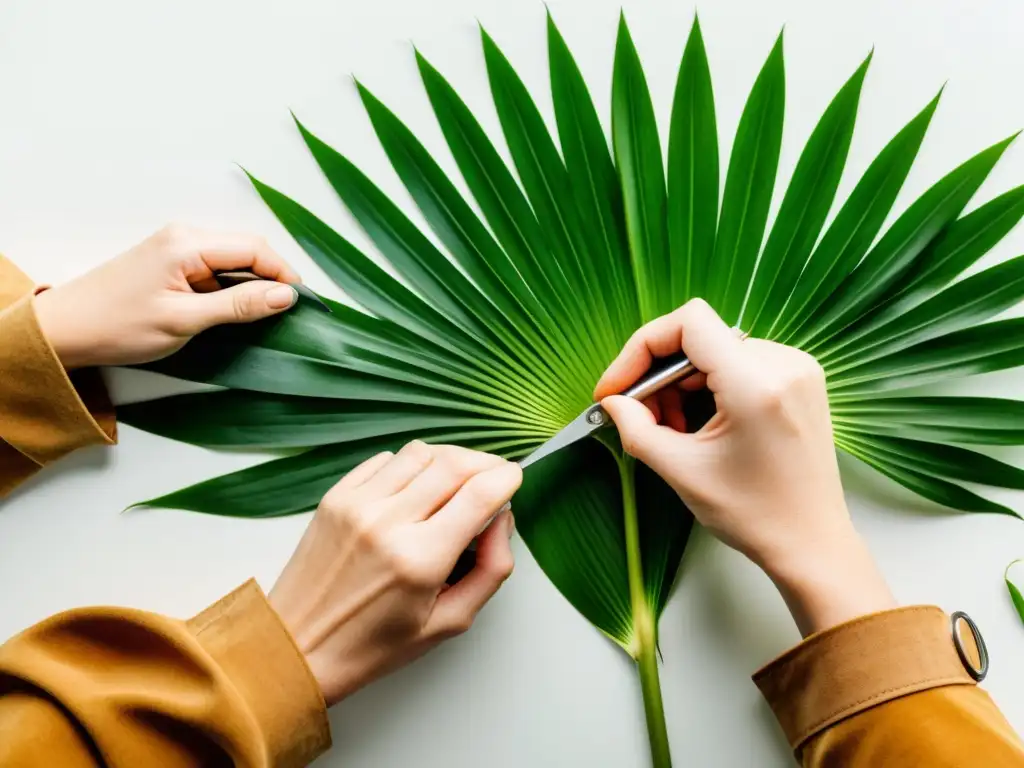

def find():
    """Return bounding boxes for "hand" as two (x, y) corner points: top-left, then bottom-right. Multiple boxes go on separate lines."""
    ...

(594, 299), (895, 636)
(269, 441), (521, 706)
(33, 224), (303, 369)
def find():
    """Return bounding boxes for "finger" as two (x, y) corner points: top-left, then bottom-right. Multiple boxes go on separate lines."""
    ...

(680, 371), (707, 391)
(426, 462), (522, 554)
(426, 510), (515, 638)
(390, 446), (506, 523)
(190, 276), (222, 294)
(601, 395), (694, 476)
(178, 280), (298, 333)
(658, 387), (688, 433)
(358, 440), (435, 499)
(644, 394), (662, 425)
(344, 451), (396, 489)
(594, 298), (744, 399)
(179, 229), (303, 285)
(320, 451), (395, 506)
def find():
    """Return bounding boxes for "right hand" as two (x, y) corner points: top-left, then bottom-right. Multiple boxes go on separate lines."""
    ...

(594, 299), (895, 636)
(269, 442), (521, 706)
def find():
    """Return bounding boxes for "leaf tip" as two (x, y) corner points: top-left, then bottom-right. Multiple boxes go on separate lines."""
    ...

(478, 20), (496, 49)
(1005, 558), (1024, 580)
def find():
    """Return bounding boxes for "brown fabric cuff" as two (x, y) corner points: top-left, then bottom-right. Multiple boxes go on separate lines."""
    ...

(0, 254), (34, 307)
(187, 579), (331, 768)
(753, 606), (976, 750)
(0, 293), (116, 467)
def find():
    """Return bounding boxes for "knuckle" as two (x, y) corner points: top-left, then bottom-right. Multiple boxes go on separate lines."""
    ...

(750, 380), (787, 412)
(321, 495), (357, 523)
(390, 551), (438, 589)
(438, 445), (496, 479)
(157, 223), (190, 249)
(489, 551), (515, 582)
(797, 354), (826, 384)
(400, 439), (434, 467)
(676, 297), (712, 325)
(682, 296), (711, 314)
(461, 474), (500, 508)
(444, 613), (475, 638)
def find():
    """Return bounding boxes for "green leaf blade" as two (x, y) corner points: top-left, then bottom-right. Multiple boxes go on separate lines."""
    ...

(800, 132), (1019, 348)
(1006, 561), (1024, 627)
(547, 13), (638, 338)
(836, 433), (1016, 516)
(119, 390), (532, 449)
(666, 15), (718, 306)
(745, 52), (870, 335)
(415, 51), (604, 380)
(480, 27), (619, 359)
(825, 255), (1024, 373)
(832, 396), (1024, 445)
(774, 92), (940, 342)
(514, 438), (692, 653)
(612, 14), (671, 321)
(707, 31), (785, 325)
(830, 318), (1024, 395)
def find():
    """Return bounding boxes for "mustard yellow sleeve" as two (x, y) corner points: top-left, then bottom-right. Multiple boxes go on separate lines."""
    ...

(0, 579), (332, 767)
(0, 254), (116, 496)
(753, 606), (1024, 766)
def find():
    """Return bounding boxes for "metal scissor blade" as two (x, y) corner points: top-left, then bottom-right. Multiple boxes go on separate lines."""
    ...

(518, 405), (606, 470)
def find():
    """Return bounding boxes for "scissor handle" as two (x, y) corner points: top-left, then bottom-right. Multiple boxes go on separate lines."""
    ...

(622, 352), (697, 401)
(620, 328), (748, 402)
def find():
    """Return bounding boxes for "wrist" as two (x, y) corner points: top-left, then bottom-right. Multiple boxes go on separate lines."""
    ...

(34, 289), (92, 370)
(759, 525), (897, 637)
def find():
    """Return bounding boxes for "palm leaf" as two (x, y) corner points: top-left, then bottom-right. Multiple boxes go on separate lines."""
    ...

(125, 13), (1024, 767)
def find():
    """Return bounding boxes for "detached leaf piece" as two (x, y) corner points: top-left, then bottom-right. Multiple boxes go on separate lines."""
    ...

(126, 12), (1024, 767)
(1007, 561), (1024, 627)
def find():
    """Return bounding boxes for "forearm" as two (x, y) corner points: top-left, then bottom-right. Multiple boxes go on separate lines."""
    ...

(0, 580), (330, 767)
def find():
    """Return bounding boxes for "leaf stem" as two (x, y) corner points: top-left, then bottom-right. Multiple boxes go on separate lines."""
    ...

(618, 454), (672, 768)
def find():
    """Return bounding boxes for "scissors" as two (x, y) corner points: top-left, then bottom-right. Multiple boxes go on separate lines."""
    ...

(519, 331), (748, 470)
(213, 270), (333, 314)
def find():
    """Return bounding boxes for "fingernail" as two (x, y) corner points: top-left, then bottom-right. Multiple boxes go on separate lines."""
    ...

(266, 284), (298, 309)
(506, 510), (515, 538)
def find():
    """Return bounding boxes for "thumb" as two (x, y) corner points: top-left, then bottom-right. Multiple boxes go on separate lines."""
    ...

(601, 395), (695, 479)
(187, 281), (298, 331)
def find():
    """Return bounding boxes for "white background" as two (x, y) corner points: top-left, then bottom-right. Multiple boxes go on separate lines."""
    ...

(2, 0), (1024, 765)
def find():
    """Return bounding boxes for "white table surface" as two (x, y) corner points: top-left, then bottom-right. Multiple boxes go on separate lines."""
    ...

(2, 0), (1024, 765)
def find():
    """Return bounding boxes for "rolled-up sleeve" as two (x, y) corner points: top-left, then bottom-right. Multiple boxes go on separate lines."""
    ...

(754, 606), (1024, 766)
(0, 255), (115, 496)
(0, 579), (332, 767)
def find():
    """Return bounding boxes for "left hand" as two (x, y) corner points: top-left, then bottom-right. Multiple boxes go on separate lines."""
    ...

(34, 224), (303, 369)
(269, 442), (521, 705)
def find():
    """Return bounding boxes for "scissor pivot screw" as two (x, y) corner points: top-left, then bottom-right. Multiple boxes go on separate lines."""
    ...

(587, 409), (606, 426)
